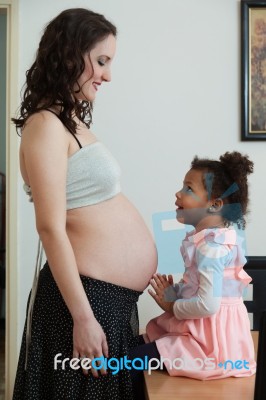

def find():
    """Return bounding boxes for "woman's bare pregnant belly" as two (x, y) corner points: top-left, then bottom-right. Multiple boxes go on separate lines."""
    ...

(66, 193), (157, 291)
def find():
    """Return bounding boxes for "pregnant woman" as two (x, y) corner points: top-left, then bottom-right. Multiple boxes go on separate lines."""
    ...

(12, 8), (157, 400)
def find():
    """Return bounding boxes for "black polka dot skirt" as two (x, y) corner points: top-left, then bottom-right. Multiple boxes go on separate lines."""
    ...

(13, 262), (143, 399)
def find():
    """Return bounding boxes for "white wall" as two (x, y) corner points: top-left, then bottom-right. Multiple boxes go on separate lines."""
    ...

(17, 0), (266, 343)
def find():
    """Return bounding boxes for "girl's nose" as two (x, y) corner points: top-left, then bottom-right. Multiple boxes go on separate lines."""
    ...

(175, 190), (181, 199)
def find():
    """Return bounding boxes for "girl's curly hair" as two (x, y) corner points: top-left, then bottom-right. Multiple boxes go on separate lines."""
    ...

(12, 8), (117, 134)
(191, 151), (254, 229)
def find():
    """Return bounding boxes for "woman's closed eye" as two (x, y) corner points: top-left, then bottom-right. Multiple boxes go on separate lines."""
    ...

(98, 59), (106, 66)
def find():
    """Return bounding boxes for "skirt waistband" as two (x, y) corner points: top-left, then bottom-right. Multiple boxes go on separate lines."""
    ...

(220, 297), (244, 305)
(42, 262), (143, 301)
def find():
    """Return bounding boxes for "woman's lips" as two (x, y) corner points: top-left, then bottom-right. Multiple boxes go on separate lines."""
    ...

(93, 82), (101, 91)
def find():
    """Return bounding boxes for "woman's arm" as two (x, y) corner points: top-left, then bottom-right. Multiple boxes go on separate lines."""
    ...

(21, 111), (108, 376)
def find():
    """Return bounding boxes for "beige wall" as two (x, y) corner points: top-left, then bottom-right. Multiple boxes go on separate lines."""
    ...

(0, 12), (6, 175)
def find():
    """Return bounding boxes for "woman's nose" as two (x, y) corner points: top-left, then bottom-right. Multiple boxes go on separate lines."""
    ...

(103, 68), (111, 82)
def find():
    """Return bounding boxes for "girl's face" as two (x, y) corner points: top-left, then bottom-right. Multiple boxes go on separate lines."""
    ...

(74, 34), (116, 102)
(175, 169), (213, 227)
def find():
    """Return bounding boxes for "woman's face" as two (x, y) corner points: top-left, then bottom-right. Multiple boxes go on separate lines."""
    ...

(74, 34), (116, 101)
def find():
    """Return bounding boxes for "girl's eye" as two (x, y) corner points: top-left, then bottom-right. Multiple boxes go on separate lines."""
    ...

(183, 185), (193, 193)
(98, 60), (105, 66)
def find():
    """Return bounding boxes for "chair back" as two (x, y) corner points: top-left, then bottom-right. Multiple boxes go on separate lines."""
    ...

(244, 257), (266, 330)
(254, 310), (266, 400)
(0, 173), (5, 265)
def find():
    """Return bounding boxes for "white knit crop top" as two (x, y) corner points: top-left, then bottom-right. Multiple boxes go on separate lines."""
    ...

(66, 141), (121, 209)
(23, 109), (121, 208)
(23, 138), (121, 209)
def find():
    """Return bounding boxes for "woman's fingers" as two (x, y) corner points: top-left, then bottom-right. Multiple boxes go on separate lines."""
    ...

(102, 337), (109, 359)
(72, 349), (79, 360)
(96, 355), (107, 375)
(73, 335), (109, 377)
(77, 352), (107, 377)
(79, 355), (90, 376)
(92, 353), (107, 377)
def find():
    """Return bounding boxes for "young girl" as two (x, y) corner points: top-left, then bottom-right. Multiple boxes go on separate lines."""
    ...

(143, 151), (256, 381)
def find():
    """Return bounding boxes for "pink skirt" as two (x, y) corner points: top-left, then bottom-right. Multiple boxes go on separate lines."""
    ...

(146, 297), (256, 380)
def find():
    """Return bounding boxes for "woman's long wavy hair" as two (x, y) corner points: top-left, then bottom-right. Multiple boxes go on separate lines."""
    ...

(12, 8), (117, 135)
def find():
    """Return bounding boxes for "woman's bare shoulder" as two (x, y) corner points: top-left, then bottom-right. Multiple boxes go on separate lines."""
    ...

(22, 109), (66, 135)
(21, 110), (69, 150)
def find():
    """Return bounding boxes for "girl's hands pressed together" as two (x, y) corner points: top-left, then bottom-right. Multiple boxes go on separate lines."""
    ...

(148, 273), (175, 313)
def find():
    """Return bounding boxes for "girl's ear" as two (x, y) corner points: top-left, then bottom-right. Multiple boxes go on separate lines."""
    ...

(208, 198), (223, 212)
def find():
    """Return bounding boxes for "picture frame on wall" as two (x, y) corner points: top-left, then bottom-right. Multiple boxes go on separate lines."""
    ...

(241, 0), (266, 140)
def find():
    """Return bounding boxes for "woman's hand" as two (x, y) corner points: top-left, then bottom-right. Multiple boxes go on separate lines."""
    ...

(73, 315), (109, 378)
(148, 273), (175, 313)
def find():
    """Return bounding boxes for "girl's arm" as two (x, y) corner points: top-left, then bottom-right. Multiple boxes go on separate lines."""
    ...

(172, 242), (227, 320)
(149, 243), (228, 319)
(21, 111), (108, 377)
